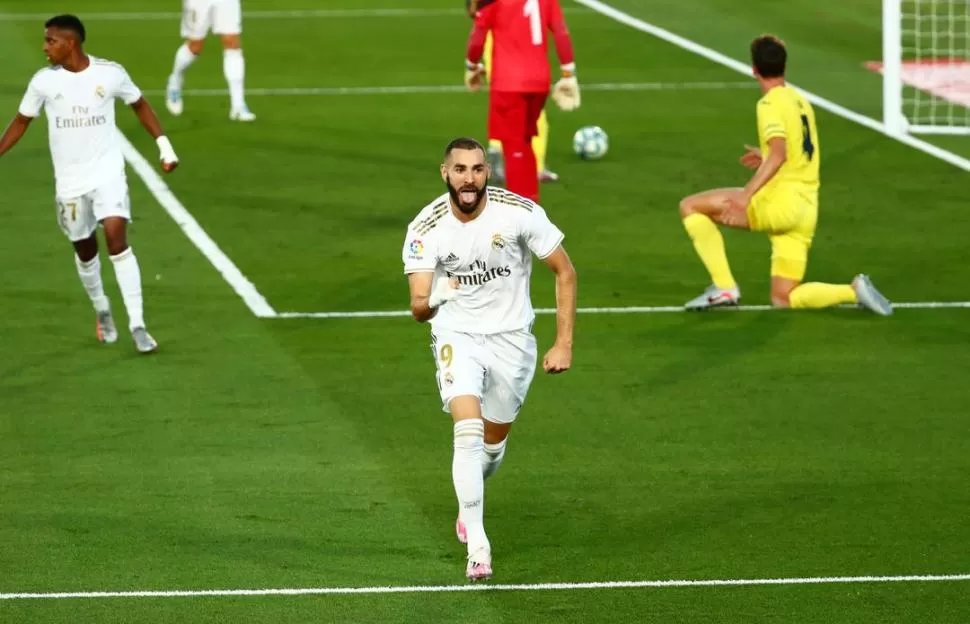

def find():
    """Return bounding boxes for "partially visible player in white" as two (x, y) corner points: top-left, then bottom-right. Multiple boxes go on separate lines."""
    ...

(165, 0), (255, 121)
(0, 14), (180, 354)
(402, 137), (577, 581)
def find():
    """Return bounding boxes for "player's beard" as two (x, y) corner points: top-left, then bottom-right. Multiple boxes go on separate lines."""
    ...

(446, 177), (488, 214)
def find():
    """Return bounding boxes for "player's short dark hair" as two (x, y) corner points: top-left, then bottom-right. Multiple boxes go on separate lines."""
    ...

(751, 34), (786, 78)
(443, 137), (487, 161)
(45, 14), (86, 42)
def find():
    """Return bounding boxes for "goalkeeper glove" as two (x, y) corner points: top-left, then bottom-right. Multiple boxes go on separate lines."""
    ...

(429, 277), (460, 309)
(464, 59), (486, 91)
(551, 63), (581, 112)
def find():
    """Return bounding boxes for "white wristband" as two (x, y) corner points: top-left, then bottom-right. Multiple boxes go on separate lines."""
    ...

(156, 135), (178, 162)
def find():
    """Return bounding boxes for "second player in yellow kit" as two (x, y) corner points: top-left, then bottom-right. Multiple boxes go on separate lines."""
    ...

(677, 35), (892, 315)
(746, 83), (819, 281)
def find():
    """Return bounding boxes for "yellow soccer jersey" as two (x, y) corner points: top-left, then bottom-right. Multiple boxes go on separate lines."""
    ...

(756, 85), (820, 190)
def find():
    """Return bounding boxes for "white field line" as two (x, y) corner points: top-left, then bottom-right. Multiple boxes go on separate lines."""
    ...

(3, 572), (969, 600)
(142, 81), (754, 98)
(117, 131), (277, 318)
(574, 0), (970, 173)
(0, 7), (588, 21)
(276, 301), (970, 319)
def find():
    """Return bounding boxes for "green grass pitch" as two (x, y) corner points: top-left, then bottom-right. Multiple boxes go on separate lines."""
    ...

(1, 1), (969, 621)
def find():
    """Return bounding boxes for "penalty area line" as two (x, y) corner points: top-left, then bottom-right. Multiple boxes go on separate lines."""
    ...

(3, 572), (969, 600)
(274, 301), (970, 319)
(117, 131), (277, 318)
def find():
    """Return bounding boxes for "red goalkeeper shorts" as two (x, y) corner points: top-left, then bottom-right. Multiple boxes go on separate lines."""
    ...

(488, 90), (548, 142)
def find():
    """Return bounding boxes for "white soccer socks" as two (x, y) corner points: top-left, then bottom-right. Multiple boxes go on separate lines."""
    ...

(167, 45), (250, 117)
(482, 438), (507, 480)
(169, 43), (198, 89)
(453, 419), (490, 556)
(223, 49), (247, 112)
(75, 254), (109, 313)
(110, 248), (145, 331)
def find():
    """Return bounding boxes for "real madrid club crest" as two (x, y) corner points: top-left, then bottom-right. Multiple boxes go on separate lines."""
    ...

(491, 233), (506, 251)
(95, 85), (105, 99)
(444, 372), (454, 386)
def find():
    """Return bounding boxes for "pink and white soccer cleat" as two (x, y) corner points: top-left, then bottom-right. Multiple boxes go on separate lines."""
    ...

(456, 515), (467, 545)
(466, 550), (492, 581)
(539, 169), (559, 183)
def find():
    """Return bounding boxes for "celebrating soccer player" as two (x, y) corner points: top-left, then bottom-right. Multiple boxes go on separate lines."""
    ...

(0, 15), (180, 353)
(402, 138), (577, 580)
(463, 0), (580, 202)
(678, 35), (892, 315)
(165, 0), (255, 121)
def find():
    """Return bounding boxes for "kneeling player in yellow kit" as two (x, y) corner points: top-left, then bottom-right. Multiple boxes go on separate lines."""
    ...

(678, 34), (891, 315)
(466, 0), (559, 185)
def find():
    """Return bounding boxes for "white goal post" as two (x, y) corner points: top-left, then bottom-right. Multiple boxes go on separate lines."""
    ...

(882, 0), (970, 135)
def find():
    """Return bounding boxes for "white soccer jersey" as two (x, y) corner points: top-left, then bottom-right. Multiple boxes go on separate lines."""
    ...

(18, 56), (142, 198)
(402, 188), (565, 335)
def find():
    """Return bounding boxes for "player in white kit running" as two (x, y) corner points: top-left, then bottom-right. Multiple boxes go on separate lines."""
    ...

(402, 137), (578, 581)
(0, 15), (180, 354)
(165, 0), (255, 121)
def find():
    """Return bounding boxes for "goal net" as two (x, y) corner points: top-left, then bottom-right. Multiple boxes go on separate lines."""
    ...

(881, 0), (970, 135)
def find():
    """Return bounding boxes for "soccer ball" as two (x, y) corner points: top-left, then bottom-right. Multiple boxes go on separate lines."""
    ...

(572, 125), (609, 160)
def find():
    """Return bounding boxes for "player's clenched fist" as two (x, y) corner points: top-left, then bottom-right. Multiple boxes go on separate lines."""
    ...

(542, 343), (572, 374)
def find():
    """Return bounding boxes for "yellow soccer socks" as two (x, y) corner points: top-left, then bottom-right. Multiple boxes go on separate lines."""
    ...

(683, 213), (737, 289)
(789, 283), (857, 309)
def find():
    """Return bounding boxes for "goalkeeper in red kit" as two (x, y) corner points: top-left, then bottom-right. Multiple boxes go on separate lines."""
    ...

(464, 0), (580, 202)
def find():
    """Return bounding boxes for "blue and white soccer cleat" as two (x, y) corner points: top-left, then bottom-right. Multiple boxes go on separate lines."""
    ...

(165, 86), (183, 116)
(852, 274), (893, 316)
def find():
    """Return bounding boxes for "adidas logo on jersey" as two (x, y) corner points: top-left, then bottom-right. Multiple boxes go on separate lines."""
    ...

(443, 253), (460, 263)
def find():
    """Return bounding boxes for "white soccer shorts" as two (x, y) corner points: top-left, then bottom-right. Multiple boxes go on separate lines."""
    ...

(430, 328), (538, 424)
(54, 176), (131, 242)
(180, 0), (243, 39)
